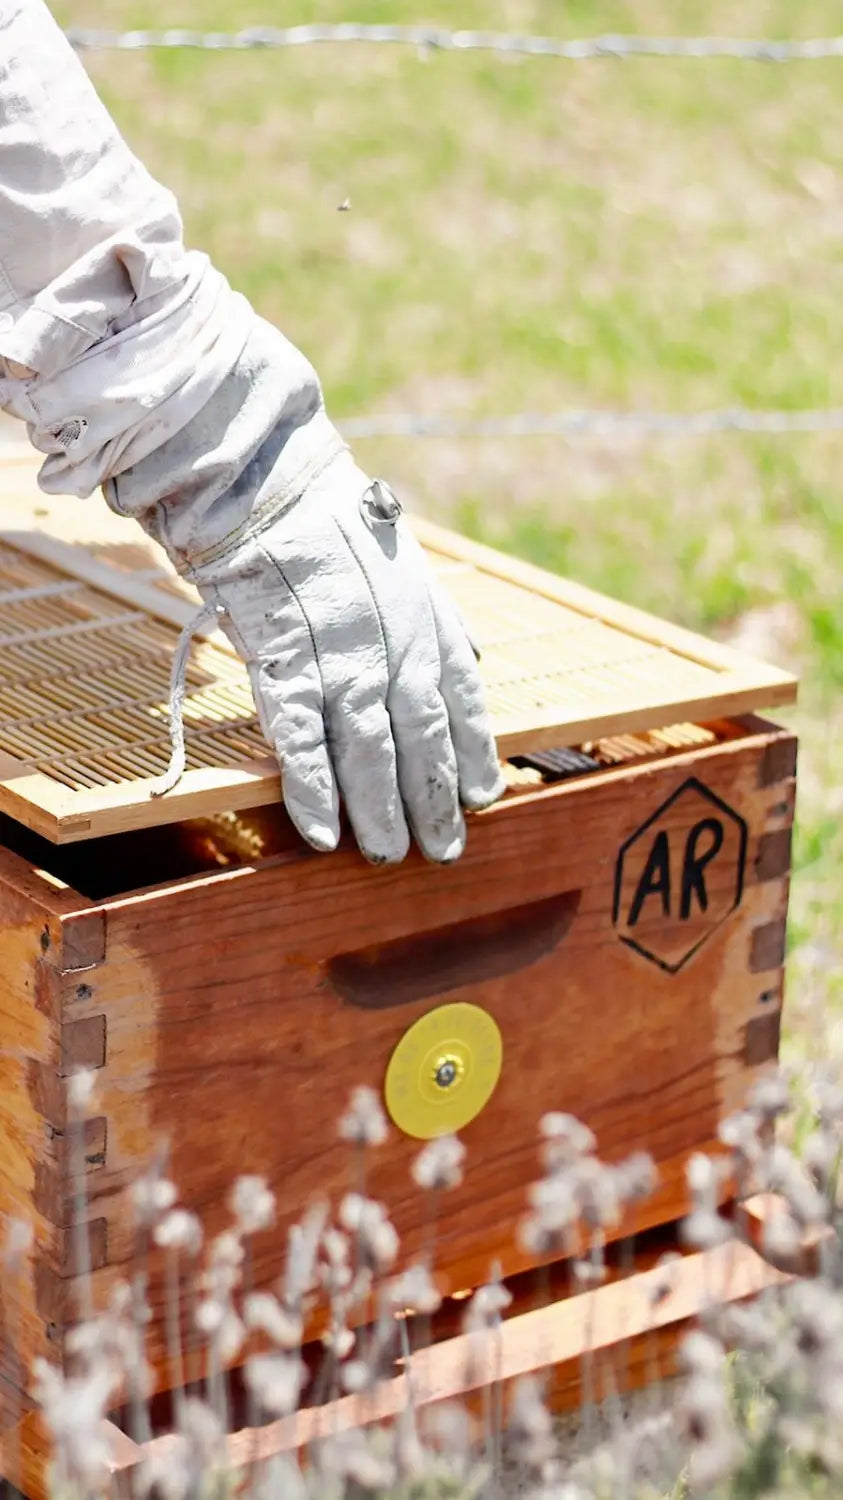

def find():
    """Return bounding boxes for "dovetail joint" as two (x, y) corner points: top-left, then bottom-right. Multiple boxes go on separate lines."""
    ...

(750, 919), (787, 973)
(744, 1010), (782, 1066)
(60, 1015), (106, 1076)
(60, 911), (107, 973)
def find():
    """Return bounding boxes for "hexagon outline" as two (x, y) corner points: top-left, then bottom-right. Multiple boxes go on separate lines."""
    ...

(612, 775), (748, 974)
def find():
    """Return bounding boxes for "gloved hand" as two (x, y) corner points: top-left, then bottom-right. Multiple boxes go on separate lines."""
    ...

(184, 453), (505, 864)
(0, 1), (505, 863)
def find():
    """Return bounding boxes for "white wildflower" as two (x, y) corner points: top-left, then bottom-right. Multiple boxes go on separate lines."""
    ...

(574, 1155), (620, 1230)
(67, 1068), (97, 1118)
(320, 1227), (353, 1296)
(528, 1172), (577, 1234)
(244, 1352), (306, 1416)
(136, 1441), (190, 1500)
(210, 1228), (244, 1270)
(194, 1297), (225, 1337)
(508, 1376), (556, 1473)
(389, 1262), (441, 1316)
(788, 1278), (843, 1357)
(538, 1113), (596, 1173)
(202, 1229), (244, 1299)
(421, 1400), (474, 1458)
(283, 1200), (328, 1307)
(195, 1298), (243, 1363)
(680, 1330), (726, 1377)
(412, 1134), (465, 1191)
(33, 1358), (116, 1492)
(803, 1128), (838, 1193)
(614, 1149), (657, 1206)
(677, 1371), (739, 1491)
(243, 1291), (303, 1349)
(680, 1208), (731, 1250)
(338, 1194), (399, 1272)
(338, 1086), (389, 1147)
(393, 1404), (426, 1481)
(520, 1169), (578, 1255)
(748, 1070), (792, 1124)
(229, 1174), (275, 1234)
(686, 1152), (717, 1210)
(153, 1209), (202, 1255)
(763, 1143), (828, 1227)
(463, 1274), (511, 1334)
(249, 1455), (307, 1500)
(815, 1078), (843, 1130)
(215, 1307), (245, 1365)
(3, 1218), (33, 1267)
(178, 1395), (224, 1462)
(317, 1429), (395, 1491)
(131, 1168), (177, 1228)
(322, 1324), (355, 1359)
(761, 1207), (802, 1265)
(718, 1109), (762, 1167)
(571, 1256), (607, 1288)
(340, 1358), (372, 1394)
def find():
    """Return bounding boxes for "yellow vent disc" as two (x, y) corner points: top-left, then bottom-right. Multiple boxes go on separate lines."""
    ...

(384, 1002), (503, 1140)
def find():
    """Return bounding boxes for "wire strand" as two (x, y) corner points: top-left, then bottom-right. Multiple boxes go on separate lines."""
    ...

(65, 26), (843, 61)
(339, 408), (843, 440)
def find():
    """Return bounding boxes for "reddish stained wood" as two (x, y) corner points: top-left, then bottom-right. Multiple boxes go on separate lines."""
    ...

(0, 718), (796, 1428)
(56, 724), (793, 1385)
(0, 872), (65, 1423)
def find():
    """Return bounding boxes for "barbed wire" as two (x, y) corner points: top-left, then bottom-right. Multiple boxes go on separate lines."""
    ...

(62, 27), (843, 443)
(339, 408), (843, 440)
(65, 26), (843, 61)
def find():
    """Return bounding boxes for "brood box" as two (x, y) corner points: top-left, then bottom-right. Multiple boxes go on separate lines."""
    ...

(0, 450), (797, 1462)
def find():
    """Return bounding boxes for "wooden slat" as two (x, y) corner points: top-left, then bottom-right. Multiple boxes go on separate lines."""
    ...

(0, 455), (797, 842)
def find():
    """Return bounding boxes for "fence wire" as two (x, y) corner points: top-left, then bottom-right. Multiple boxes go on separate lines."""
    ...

(65, 26), (843, 61)
(65, 24), (843, 444)
(340, 408), (843, 440)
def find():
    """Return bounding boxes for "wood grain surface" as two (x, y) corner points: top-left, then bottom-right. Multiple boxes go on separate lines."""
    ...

(0, 716), (793, 1399)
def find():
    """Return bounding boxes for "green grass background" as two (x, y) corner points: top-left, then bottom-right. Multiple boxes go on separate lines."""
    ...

(55, 0), (843, 1055)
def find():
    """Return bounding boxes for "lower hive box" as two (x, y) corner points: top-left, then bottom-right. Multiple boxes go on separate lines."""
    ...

(0, 449), (796, 1462)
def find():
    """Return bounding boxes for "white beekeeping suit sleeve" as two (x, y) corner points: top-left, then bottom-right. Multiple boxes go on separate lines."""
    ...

(0, 0), (504, 865)
(0, 0), (342, 561)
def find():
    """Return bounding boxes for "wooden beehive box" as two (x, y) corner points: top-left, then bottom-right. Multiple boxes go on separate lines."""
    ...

(0, 450), (796, 1442)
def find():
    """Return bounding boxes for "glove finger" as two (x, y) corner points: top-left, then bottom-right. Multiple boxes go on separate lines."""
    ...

(428, 582), (505, 811)
(332, 504), (464, 861)
(259, 515), (409, 864)
(251, 655), (341, 854)
(327, 698), (410, 865)
(388, 679), (466, 863)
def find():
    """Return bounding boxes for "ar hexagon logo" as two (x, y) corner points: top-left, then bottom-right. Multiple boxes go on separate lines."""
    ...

(613, 776), (747, 973)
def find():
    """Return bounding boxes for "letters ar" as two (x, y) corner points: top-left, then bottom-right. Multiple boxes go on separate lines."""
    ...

(627, 817), (725, 928)
(613, 778), (747, 972)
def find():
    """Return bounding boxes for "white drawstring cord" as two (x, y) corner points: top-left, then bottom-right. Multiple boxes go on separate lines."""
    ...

(150, 599), (225, 798)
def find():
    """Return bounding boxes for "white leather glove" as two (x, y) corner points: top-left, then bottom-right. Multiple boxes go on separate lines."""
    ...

(186, 453), (505, 864)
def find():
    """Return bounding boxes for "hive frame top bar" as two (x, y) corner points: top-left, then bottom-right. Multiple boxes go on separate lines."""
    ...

(0, 447), (796, 844)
